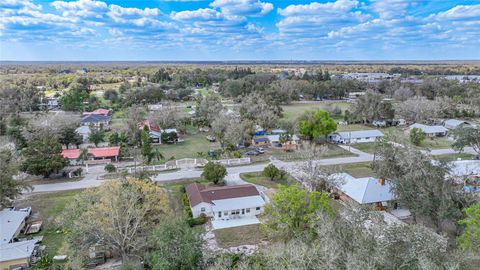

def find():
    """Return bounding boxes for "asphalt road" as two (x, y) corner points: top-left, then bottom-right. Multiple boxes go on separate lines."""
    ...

(29, 146), (476, 193)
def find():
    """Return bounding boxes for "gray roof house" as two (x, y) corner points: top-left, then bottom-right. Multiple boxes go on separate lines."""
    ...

(443, 119), (470, 130)
(75, 125), (91, 142)
(409, 123), (448, 137)
(80, 114), (110, 127)
(328, 130), (384, 144)
(330, 173), (395, 205)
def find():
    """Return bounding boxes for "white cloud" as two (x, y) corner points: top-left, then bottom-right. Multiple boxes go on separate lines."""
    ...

(210, 0), (273, 17)
(278, 0), (358, 16)
(429, 4), (480, 20)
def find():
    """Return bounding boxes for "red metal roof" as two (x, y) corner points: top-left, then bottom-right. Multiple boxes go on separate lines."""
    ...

(83, 108), (111, 116)
(88, 146), (120, 158)
(61, 149), (80, 160)
(186, 183), (260, 207)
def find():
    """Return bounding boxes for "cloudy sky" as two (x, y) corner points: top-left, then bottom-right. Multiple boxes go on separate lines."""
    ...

(1, 0), (480, 60)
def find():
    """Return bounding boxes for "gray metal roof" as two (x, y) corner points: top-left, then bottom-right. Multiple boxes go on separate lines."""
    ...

(337, 129), (384, 139)
(0, 209), (28, 245)
(410, 123), (447, 134)
(0, 239), (38, 262)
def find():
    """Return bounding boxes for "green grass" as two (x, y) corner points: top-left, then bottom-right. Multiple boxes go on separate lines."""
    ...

(336, 124), (375, 132)
(434, 153), (475, 162)
(322, 162), (375, 178)
(213, 224), (266, 248)
(14, 190), (84, 256)
(351, 142), (377, 154)
(382, 127), (453, 150)
(154, 126), (220, 160)
(240, 172), (293, 189)
(281, 101), (351, 121)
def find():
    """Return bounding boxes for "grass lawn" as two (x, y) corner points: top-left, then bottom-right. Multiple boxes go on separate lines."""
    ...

(322, 162), (375, 178)
(281, 101), (351, 121)
(214, 224), (266, 248)
(154, 127), (220, 160)
(352, 142), (377, 154)
(382, 127), (453, 150)
(336, 124), (375, 132)
(14, 190), (84, 256)
(240, 172), (293, 189)
(434, 153), (475, 162)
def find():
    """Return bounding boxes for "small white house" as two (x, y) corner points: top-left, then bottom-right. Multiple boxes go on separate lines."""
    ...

(327, 130), (384, 144)
(185, 183), (265, 220)
(409, 123), (448, 137)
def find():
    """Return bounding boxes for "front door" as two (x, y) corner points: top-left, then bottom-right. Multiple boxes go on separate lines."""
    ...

(218, 211), (222, 218)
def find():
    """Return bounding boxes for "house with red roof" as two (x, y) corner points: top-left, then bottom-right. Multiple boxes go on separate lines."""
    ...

(61, 149), (81, 165)
(138, 120), (178, 144)
(185, 183), (266, 222)
(87, 146), (120, 161)
(83, 108), (112, 116)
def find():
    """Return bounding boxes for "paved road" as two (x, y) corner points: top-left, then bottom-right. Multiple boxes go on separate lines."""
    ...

(30, 146), (477, 193)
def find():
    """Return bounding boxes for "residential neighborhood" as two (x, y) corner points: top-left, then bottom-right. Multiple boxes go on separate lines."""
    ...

(1, 0), (480, 269)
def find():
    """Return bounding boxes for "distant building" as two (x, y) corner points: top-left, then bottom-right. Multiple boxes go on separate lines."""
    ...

(409, 123), (448, 137)
(327, 130), (384, 144)
(88, 146), (120, 161)
(75, 125), (91, 142)
(61, 149), (81, 165)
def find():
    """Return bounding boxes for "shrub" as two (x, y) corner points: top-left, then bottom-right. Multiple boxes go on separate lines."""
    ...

(410, 128), (426, 146)
(104, 163), (116, 173)
(187, 216), (208, 227)
(183, 192), (193, 218)
(263, 164), (280, 181)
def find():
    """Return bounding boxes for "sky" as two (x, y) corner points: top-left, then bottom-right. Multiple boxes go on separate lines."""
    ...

(1, 0), (480, 61)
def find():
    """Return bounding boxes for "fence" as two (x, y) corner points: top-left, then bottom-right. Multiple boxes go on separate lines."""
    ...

(125, 157), (251, 174)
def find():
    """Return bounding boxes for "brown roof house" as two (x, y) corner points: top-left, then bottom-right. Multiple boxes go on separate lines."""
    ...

(185, 183), (266, 229)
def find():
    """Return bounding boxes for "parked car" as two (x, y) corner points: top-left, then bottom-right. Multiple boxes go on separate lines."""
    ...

(206, 135), (216, 142)
(255, 147), (265, 154)
(245, 151), (259, 156)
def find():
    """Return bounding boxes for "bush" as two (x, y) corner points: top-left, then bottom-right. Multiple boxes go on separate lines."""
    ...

(36, 254), (53, 268)
(104, 163), (116, 173)
(410, 128), (426, 146)
(187, 216), (208, 227)
(263, 164), (280, 181)
(183, 192), (193, 218)
(201, 162), (227, 185)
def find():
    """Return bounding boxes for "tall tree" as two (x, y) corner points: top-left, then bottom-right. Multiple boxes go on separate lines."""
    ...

(59, 127), (83, 149)
(451, 127), (480, 155)
(0, 150), (32, 207)
(201, 162), (227, 185)
(145, 218), (203, 270)
(458, 203), (480, 253)
(298, 109), (337, 141)
(21, 136), (67, 178)
(88, 128), (105, 147)
(60, 179), (171, 266)
(262, 185), (334, 240)
(352, 90), (394, 123)
(141, 126), (153, 164)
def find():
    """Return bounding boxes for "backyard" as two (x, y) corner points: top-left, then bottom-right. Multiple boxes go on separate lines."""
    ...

(281, 101), (351, 121)
(213, 224), (266, 248)
(240, 172), (294, 189)
(14, 190), (84, 258)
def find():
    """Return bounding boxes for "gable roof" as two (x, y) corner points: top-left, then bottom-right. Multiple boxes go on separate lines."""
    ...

(186, 183), (260, 207)
(410, 123), (448, 134)
(81, 114), (109, 123)
(0, 239), (38, 262)
(253, 136), (270, 143)
(337, 130), (384, 139)
(75, 125), (91, 134)
(61, 149), (80, 160)
(332, 173), (395, 204)
(448, 160), (480, 176)
(88, 146), (120, 158)
(0, 209), (28, 245)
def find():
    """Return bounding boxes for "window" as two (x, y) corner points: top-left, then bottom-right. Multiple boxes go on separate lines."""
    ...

(224, 211), (228, 215)
(246, 208), (250, 213)
(256, 207), (261, 211)
(201, 207), (205, 212)
(241, 209), (245, 215)
(365, 137), (370, 139)
(218, 212), (222, 218)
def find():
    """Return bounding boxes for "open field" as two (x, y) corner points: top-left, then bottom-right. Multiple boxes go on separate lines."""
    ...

(213, 224), (266, 248)
(281, 101), (351, 121)
(336, 124), (375, 132)
(321, 162), (375, 178)
(14, 190), (83, 256)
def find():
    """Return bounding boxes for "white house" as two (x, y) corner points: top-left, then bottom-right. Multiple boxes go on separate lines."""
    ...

(327, 130), (384, 144)
(75, 125), (91, 143)
(331, 173), (395, 206)
(409, 123), (448, 137)
(185, 183), (265, 220)
(443, 119), (471, 130)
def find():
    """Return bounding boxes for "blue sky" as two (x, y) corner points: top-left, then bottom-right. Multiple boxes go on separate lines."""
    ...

(1, 0), (480, 60)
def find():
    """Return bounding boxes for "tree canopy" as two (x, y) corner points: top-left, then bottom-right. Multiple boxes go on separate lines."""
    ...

(298, 109), (337, 141)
